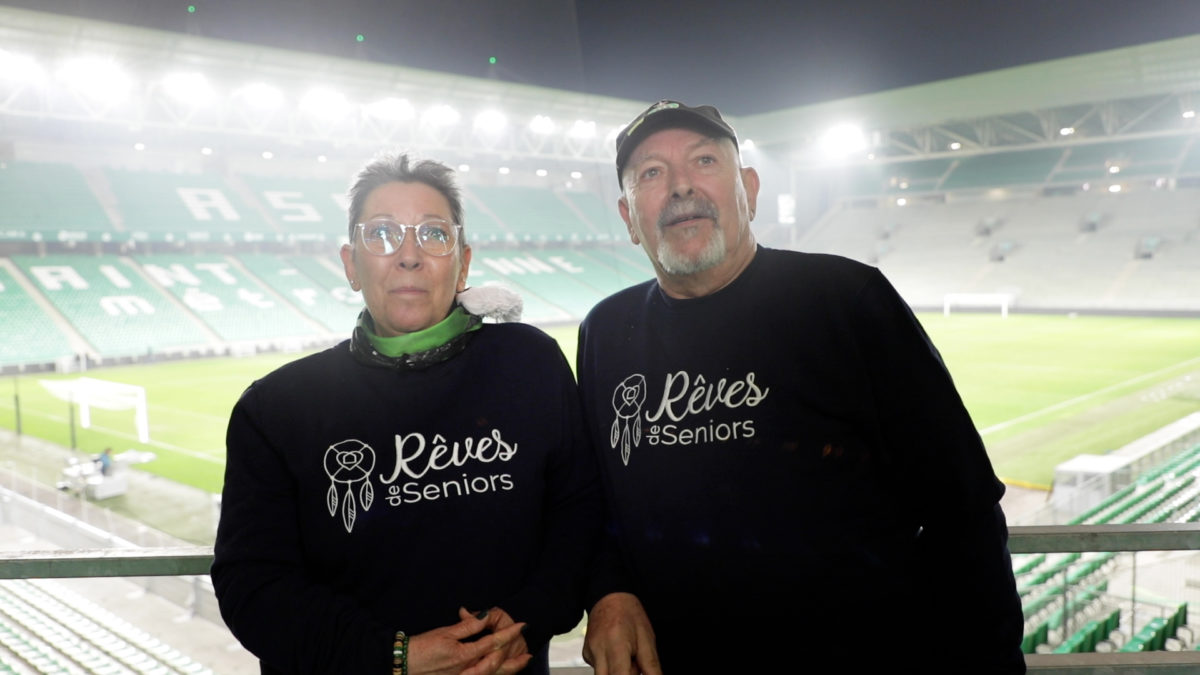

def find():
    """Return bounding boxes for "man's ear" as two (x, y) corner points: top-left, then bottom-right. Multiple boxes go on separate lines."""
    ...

(741, 166), (761, 219)
(618, 196), (640, 245)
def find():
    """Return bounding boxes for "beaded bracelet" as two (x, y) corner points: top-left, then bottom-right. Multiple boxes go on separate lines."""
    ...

(392, 630), (409, 675)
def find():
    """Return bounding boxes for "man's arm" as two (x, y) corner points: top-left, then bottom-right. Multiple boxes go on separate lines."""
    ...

(853, 269), (1025, 670)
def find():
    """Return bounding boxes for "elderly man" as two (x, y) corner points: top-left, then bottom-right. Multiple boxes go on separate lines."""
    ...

(576, 101), (1025, 673)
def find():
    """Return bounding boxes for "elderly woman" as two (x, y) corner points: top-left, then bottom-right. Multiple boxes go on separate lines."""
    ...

(212, 153), (600, 675)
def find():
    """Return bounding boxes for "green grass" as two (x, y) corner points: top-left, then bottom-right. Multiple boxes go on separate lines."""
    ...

(1, 314), (1198, 493)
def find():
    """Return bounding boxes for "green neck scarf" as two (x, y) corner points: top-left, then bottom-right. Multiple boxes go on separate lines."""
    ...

(362, 306), (481, 357)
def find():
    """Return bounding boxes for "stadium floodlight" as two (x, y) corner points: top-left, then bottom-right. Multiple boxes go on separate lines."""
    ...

(498, 166), (510, 175)
(742, 138), (756, 151)
(261, 150), (274, 159)
(237, 82), (285, 111)
(949, 142), (962, 150)
(1108, 165), (1121, 174)
(817, 123), (868, 160)
(162, 72), (216, 107)
(1059, 127), (1075, 136)
(458, 164), (471, 172)
(1108, 184), (1121, 193)
(0, 50), (46, 84)
(529, 114), (556, 135)
(896, 197), (908, 206)
(364, 96), (415, 121)
(1184, 110), (1197, 119)
(568, 120), (596, 139)
(200, 146), (213, 156)
(536, 169), (548, 177)
(422, 103), (460, 128)
(474, 109), (508, 134)
(57, 56), (132, 106)
(570, 170), (582, 179)
(300, 87), (350, 122)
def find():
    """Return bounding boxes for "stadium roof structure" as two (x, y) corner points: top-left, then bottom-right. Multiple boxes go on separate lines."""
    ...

(0, 5), (644, 167)
(3, 3), (1199, 176)
(741, 33), (1200, 165)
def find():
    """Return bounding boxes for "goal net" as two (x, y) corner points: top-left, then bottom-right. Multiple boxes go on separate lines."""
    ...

(39, 377), (150, 443)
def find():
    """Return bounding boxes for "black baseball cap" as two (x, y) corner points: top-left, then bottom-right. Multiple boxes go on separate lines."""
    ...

(614, 100), (738, 188)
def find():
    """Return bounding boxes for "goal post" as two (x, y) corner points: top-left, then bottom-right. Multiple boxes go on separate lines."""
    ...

(39, 377), (150, 443)
(942, 292), (1015, 318)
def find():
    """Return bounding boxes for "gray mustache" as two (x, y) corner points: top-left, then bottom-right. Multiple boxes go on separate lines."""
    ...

(657, 199), (718, 229)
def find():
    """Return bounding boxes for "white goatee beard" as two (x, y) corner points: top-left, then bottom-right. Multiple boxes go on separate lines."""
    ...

(656, 225), (726, 275)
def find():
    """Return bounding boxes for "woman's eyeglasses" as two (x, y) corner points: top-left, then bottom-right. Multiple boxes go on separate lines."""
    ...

(355, 219), (461, 257)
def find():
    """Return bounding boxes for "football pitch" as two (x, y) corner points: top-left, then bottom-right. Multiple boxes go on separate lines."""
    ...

(1, 313), (1198, 494)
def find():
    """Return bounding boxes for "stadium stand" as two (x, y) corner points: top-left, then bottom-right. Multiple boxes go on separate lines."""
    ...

(10, 255), (213, 358)
(0, 161), (113, 242)
(801, 187), (1200, 312)
(0, 263), (76, 367)
(104, 168), (273, 241)
(236, 254), (361, 333)
(235, 174), (349, 241)
(559, 190), (628, 239)
(132, 254), (323, 342)
(470, 248), (633, 322)
(0, 577), (213, 674)
(845, 157), (955, 196)
(466, 185), (597, 242)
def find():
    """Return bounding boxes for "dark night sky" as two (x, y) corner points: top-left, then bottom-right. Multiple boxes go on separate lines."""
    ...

(8, 0), (1200, 115)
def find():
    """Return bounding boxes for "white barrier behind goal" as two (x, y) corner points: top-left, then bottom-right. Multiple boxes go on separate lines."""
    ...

(38, 377), (150, 443)
(942, 292), (1016, 318)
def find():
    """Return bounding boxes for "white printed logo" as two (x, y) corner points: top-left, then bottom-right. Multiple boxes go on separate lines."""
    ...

(610, 374), (647, 465)
(323, 439), (376, 533)
(608, 370), (770, 465)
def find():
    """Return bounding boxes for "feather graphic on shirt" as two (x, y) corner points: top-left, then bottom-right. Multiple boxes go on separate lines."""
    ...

(610, 374), (647, 466)
(361, 481), (374, 511)
(323, 439), (377, 534)
(342, 487), (357, 532)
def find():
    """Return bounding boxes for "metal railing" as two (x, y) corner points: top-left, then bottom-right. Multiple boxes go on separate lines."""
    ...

(2, 525), (1200, 673)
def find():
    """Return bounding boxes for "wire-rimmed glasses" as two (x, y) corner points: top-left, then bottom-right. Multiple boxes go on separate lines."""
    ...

(354, 218), (462, 256)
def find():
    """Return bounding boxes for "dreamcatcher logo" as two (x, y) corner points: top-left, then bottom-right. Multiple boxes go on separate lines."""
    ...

(610, 374), (647, 465)
(324, 439), (376, 533)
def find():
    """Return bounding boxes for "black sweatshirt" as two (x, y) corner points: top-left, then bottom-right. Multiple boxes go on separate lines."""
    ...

(213, 323), (601, 674)
(577, 247), (1025, 672)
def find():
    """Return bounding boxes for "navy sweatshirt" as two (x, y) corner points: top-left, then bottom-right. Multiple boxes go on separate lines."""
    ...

(213, 323), (601, 674)
(577, 247), (1025, 672)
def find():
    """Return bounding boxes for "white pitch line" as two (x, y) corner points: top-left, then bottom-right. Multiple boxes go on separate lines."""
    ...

(980, 355), (1200, 437)
(86, 425), (225, 464)
(0, 408), (223, 464)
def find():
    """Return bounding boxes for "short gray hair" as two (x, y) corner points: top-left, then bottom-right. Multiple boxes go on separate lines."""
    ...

(345, 152), (465, 244)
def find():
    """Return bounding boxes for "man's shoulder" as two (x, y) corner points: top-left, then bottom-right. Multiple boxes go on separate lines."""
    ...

(759, 247), (876, 277)
(582, 278), (657, 324)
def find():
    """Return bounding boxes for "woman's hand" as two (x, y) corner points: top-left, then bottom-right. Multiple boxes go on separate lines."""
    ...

(456, 606), (529, 671)
(407, 608), (530, 675)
